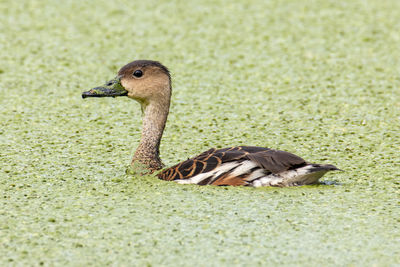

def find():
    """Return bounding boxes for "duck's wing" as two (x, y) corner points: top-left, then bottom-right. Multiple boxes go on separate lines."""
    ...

(157, 146), (308, 186)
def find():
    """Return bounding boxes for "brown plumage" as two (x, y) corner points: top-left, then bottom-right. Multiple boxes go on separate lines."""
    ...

(82, 60), (341, 187)
(157, 146), (338, 186)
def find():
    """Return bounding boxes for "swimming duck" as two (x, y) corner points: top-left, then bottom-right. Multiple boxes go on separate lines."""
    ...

(82, 60), (340, 187)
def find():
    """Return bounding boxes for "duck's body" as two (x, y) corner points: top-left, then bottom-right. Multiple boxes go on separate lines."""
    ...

(82, 60), (340, 187)
(158, 146), (338, 187)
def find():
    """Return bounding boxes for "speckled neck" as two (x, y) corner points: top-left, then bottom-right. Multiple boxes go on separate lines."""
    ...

(131, 95), (170, 172)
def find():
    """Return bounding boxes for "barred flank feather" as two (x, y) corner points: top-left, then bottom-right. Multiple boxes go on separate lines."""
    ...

(157, 146), (340, 186)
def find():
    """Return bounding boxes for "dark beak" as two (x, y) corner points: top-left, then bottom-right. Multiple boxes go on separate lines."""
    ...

(82, 76), (128, 98)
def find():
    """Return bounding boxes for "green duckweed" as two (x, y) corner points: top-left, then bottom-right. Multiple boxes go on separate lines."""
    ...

(0, 0), (399, 266)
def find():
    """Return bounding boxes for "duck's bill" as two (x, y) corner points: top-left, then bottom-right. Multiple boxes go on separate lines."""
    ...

(82, 76), (128, 98)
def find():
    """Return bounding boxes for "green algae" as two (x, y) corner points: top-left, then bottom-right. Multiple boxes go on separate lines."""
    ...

(1, 0), (399, 266)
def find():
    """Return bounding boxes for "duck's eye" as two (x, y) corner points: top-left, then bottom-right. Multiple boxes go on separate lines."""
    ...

(133, 70), (143, 78)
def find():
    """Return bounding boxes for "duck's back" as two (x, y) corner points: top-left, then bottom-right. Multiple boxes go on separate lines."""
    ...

(157, 146), (339, 187)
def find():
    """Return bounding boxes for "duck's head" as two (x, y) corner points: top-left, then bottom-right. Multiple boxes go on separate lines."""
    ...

(82, 60), (171, 105)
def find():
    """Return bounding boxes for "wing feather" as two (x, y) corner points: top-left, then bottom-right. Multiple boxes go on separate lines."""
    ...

(157, 146), (308, 184)
(246, 150), (306, 173)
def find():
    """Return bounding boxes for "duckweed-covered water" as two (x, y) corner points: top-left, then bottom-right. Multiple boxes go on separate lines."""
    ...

(1, 0), (399, 266)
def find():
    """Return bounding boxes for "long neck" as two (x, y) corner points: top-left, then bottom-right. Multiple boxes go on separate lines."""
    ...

(131, 95), (170, 172)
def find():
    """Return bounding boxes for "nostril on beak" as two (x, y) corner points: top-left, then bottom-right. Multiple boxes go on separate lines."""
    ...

(106, 80), (117, 86)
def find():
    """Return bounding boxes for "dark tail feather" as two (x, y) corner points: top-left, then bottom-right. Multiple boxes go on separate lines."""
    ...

(311, 164), (343, 172)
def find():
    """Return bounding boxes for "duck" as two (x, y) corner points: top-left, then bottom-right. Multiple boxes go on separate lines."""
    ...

(82, 60), (340, 187)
